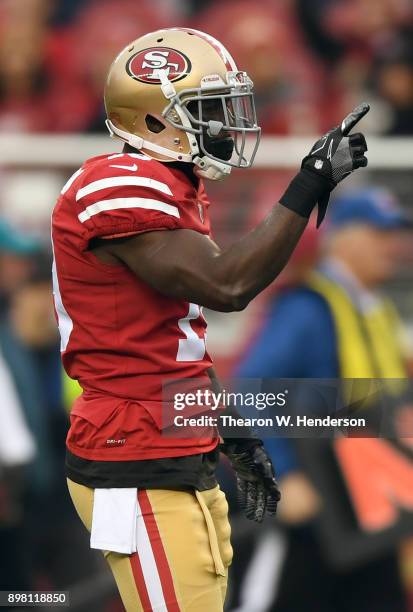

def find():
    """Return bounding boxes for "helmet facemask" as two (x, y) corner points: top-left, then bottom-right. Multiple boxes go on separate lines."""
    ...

(162, 71), (261, 179)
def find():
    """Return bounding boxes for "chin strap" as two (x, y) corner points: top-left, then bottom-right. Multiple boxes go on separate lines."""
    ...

(193, 156), (231, 180)
(105, 120), (193, 163)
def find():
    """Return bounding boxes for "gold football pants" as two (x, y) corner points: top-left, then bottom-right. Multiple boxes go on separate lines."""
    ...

(67, 479), (233, 611)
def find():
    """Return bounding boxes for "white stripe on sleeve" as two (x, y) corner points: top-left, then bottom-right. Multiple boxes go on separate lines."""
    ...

(61, 168), (84, 194)
(78, 197), (180, 223)
(76, 176), (173, 201)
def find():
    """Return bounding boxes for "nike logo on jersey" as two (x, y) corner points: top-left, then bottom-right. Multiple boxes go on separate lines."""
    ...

(109, 164), (138, 171)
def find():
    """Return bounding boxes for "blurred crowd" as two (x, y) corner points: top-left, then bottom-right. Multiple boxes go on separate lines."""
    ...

(0, 0), (412, 135)
(0, 0), (413, 610)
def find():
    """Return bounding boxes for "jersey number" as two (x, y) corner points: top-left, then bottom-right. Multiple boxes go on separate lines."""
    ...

(176, 303), (206, 362)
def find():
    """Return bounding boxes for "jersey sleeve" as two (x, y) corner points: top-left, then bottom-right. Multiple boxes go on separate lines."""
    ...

(74, 162), (182, 243)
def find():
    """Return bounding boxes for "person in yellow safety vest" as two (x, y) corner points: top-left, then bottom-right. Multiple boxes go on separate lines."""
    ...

(236, 187), (413, 612)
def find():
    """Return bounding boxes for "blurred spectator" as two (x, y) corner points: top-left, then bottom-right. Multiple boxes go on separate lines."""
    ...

(0, 351), (36, 474)
(66, 0), (172, 132)
(0, 219), (40, 592)
(236, 187), (412, 611)
(0, 0), (52, 27)
(0, 0), (80, 131)
(299, 0), (413, 134)
(374, 35), (413, 134)
(196, 0), (337, 134)
(0, 220), (41, 313)
(0, 2), (91, 133)
(0, 18), (51, 132)
(0, 247), (99, 591)
(0, 344), (37, 592)
(50, 0), (86, 26)
(325, 0), (412, 50)
(0, 251), (58, 495)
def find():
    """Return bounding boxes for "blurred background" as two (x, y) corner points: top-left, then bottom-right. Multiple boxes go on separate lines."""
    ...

(0, 0), (412, 610)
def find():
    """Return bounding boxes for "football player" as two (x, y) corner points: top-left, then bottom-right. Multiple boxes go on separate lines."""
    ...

(52, 28), (369, 612)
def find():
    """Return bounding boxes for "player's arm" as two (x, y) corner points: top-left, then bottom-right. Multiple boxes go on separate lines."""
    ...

(100, 204), (306, 312)
(99, 104), (369, 312)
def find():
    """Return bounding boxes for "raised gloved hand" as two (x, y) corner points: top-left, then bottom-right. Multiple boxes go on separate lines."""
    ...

(280, 102), (370, 227)
(221, 439), (281, 522)
(302, 102), (369, 225)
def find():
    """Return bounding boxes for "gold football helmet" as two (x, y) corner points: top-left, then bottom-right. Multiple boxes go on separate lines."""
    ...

(104, 27), (261, 180)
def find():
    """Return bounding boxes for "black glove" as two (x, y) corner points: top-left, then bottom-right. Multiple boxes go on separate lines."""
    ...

(221, 439), (281, 522)
(280, 102), (370, 227)
(303, 102), (369, 225)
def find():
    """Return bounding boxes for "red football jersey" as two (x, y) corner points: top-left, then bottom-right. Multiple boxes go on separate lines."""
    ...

(52, 152), (218, 460)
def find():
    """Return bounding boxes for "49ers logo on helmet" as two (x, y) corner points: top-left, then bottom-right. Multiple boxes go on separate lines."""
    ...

(126, 47), (191, 84)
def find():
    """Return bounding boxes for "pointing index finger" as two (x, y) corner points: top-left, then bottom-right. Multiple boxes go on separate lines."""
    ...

(340, 102), (370, 136)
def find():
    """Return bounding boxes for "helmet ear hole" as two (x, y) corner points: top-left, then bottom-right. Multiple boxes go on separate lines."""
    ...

(145, 114), (166, 133)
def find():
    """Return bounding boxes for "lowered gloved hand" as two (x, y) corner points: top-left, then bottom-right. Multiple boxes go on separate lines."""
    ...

(221, 438), (281, 522)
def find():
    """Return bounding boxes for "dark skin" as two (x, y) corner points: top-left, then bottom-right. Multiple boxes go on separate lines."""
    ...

(93, 103), (370, 312)
(92, 183), (307, 312)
